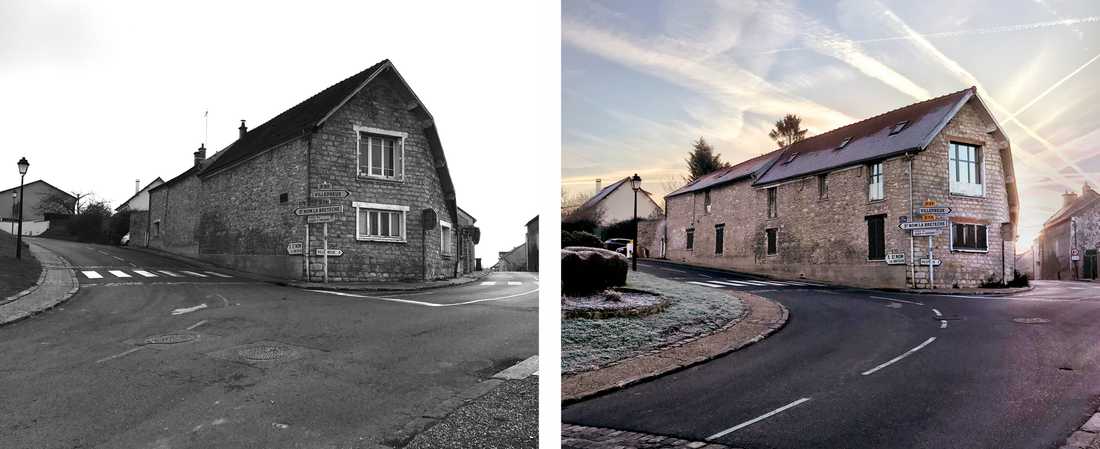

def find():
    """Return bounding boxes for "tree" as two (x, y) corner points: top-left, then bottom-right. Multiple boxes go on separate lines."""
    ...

(685, 138), (728, 181)
(768, 114), (809, 148)
(36, 191), (78, 216)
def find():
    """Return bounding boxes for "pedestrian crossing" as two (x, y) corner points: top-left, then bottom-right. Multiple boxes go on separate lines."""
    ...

(80, 269), (233, 280)
(688, 279), (822, 289)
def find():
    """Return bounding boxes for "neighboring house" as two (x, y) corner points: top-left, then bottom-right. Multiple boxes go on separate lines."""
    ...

(569, 177), (663, 226)
(665, 87), (1019, 289)
(637, 217), (665, 258)
(146, 60), (470, 282)
(119, 177), (165, 246)
(526, 215), (539, 272)
(116, 178), (164, 213)
(456, 206), (480, 275)
(1015, 246), (1036, 280)
(497, 243), (528, 271)
(1034, 184), (1100, 280)
(0, 180), (76, 236)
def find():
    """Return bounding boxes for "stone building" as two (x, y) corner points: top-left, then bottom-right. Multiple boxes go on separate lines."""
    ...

(1034, 184), (1100, 280)
(665, 87), (1019, 289)
(146, 60), (476, 282)
(526, 215), (539, 272)
(119, 178), (164, 247)
(497, 243), (527, 271)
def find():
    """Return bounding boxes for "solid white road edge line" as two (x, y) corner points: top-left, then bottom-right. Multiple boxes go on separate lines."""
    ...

(932, 308), (942, 316)
(186, 320), (208, 330)
(706, 397), (812, 441)
(305, 288), (539, 307)
(869, 296), (924, 306)
(171, 303), (208, 315)
(861, 337), (937, 376)
(95, 346), (146, 364)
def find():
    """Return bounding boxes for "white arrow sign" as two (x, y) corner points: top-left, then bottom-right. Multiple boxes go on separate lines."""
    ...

(311, 189), (350, 199)
(917, 207), (952, 215)
(315, 249), (343, 256)
(919, 258), (942, 266)
(295, 205), (343, 216)
(900, 220), (947, 230)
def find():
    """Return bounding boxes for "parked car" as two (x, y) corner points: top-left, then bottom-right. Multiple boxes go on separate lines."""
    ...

(120, 233), (130, 246)
(604, 238), (632, 254)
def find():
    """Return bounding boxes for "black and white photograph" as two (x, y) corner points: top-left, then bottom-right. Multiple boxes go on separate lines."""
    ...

(0, 2), (553, 448)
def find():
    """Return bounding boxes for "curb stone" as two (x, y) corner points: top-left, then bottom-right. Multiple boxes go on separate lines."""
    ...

(0, 239), (80, 326)
(562, 423), (739, 449)
(561, 291), (788, 404)
(1060, 406), (1100, 449)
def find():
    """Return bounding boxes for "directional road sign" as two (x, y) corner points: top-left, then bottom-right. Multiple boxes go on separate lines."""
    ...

(315, 249), (343, 256)
(287, 242), (303, 255)
(917, 207), (952, 215)
(885, 254), (906, 265)
(900, 220), (947, 230)
(919, 258), (942, 266)
(295, 205), (343, 216)
(311, 189), (350, 199)
(911, 229), (942, 237)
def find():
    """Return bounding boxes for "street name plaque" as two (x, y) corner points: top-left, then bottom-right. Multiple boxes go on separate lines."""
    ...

(295, 205), (343, 216)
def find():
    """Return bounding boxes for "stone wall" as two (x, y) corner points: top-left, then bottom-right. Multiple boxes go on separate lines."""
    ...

(129, 211), (149, 247)
(665, 100), (1015, 288)
(148, 175), (201, 256)
(636, 218), (664, 258)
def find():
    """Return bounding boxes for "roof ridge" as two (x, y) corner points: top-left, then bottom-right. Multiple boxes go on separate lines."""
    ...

(794, 86), (974, 148)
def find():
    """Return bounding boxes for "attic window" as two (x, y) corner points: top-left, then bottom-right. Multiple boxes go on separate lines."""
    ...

(890, 121), (909, 135)
(784, 153), (798, 164)
(836, 137), (852, 150)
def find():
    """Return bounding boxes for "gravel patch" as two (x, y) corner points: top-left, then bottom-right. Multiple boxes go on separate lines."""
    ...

(404, 377), (537, 449)
(562, 271), (745, 374)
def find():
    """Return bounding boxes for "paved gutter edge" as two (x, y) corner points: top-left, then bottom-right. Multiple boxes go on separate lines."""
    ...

(0, 240), (80, 326)
(562, 423), (736, 449)
(561, 291), (788, 405)
(127, 245), (493, 292)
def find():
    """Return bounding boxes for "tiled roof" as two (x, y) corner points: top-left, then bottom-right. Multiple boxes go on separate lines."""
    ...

(0, 180), (75, 199)
(201, 59), (391, 175)
(1043, 188), (1100, 228)
(665, 150), (781, 198)
(754, 87), (975, 185)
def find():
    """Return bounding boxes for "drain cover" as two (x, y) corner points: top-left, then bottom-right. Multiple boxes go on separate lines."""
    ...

(238, 343), (297, 361)
(144, 333), (198, 345)
(1013, 317), (1050, 324)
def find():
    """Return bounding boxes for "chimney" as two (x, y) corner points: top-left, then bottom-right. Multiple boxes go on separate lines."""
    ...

(239, 120), (247, 139)
(194, 144), (206, 167)
(595, 178), (602, 194)
(1063, 190), (1079, 208)
(135, 179), (140, 194)
(1084, 182), (1096, 197)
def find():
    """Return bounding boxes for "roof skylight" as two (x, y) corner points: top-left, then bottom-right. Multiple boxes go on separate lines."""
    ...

(836, 137), (851, 150)
(890, 121), (909, 135)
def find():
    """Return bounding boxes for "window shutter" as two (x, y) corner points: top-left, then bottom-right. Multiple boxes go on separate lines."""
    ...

(977, 225), (987, 250)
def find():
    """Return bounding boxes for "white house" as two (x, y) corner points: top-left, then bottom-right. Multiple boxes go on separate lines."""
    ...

(115, 178), (164, 213)
(571, 177), (664, 225)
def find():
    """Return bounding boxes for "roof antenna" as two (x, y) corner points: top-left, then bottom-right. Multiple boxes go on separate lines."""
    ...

(203, 109), (209, 147)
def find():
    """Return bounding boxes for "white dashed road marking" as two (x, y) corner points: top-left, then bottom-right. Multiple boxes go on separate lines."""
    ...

(712, 280), (750, 287)
(180, 271), (207, 277)
(707, 398), (812, 440)
(932, 308), (942, 317)
(159, 271), (184, 277)
(133, 270), (158, 277)
(108, 270), (131, 278)
(688, 281), (724, 288)
(205, 271), (232, 278)
(171, 303), (208, 315)
(480, 282), (497, 286)
(941, 320), (948, 329)
(507, 281), (522, 286)
(82, 271), (103, 279)
(95, 347), (146, 364)
(861, 337), (937, 376)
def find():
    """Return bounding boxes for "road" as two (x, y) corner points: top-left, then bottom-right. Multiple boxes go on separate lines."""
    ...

(1, 238), (538, 449)
(563, 260), (1100, 449)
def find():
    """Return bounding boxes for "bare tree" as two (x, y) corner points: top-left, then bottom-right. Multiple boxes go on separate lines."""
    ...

(36, 191), (78, 216)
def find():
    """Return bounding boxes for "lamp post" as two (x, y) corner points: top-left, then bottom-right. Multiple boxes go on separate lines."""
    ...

(15, 157), (29, 259)
(631, 173), (641, 271)
(9, 192), (15, 235)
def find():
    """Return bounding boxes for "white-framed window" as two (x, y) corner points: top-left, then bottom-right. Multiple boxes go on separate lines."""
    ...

(951, 222), (988, 252)
(949, 142), (983, 196)
(355, 126), (407, 181)
(354, 201), (408, 242)
(440, 220), (453, 256)
(868, 162), (884, 201)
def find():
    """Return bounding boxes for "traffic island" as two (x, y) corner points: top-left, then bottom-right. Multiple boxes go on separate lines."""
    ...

(0, 238), (79, 326)
(562, 270), (787, 403)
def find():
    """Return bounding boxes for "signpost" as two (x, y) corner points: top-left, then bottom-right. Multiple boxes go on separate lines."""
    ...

(315, 248), (343, 256)
(1072, 248), (1081, 261)
(917, 207), (952, 215)
(297, 189), (349, 283)
(911, 229), (942, 237)
(295, 205), (343, 216)
(906, 200), (951, 289)
(885, 253), (906, 265)
(287, 242), (303, 255)
(310, 189), (350, 199)
(919, 258), (942, 266)
(899, 220), (947, 230)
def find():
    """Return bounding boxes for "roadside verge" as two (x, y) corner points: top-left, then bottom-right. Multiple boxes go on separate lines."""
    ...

(562, 291), (788, 404)
(0, 239), (80, 326)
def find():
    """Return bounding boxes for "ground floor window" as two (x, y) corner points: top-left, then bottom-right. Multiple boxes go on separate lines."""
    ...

(715, 224), (724, 255)
(951, 222), (987, 251)
(766, 228), (778, 255)
(354, 202), (408, 242)
(440, 220), (453, 255)
(153, 220), (161, 237)
(686, 228), (695, 250)
(866, 214), (886, 260)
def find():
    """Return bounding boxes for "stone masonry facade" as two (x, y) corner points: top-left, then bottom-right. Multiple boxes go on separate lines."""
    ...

(147, 65), (465, 282)
(666, 100), (1016, 289)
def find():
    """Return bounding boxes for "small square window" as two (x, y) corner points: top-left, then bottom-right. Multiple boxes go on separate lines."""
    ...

(279, 193), (288, 203)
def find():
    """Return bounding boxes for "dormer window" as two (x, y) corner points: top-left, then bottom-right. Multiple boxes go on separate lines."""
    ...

(836, 137), (851, 150)
(890, 121), (909, 135)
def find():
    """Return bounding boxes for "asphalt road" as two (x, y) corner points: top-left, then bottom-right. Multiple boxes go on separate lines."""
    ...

(1, 238), (538, 449)
(563, 261), (1100, 449)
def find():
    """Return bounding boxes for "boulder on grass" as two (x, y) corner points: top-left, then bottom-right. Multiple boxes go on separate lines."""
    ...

(561, 246), (628, 296)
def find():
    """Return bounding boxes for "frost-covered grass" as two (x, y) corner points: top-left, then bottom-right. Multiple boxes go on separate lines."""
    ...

(561, 270), (745, 374)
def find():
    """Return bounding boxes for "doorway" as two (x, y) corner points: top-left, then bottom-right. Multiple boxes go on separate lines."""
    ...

(1085, 249), (1098, 280)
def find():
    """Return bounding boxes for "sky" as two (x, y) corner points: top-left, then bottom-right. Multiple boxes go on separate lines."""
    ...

(562, 0), (1100, 250)
(0, 0), (557, 266)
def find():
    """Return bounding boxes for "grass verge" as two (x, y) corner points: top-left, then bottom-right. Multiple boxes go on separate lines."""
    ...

(0, 233), (41, 300)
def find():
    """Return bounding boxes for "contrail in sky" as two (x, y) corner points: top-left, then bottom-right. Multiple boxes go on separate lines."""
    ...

(759, 17), (1100, 54)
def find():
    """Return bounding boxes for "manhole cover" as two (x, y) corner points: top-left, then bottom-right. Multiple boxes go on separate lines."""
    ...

(1013, 317), (1050, 324)
(144, 333), (198, 345)
(238, 343), (297, 361)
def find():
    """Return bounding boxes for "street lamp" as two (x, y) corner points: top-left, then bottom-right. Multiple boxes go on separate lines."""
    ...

(631, 173), (641, 271)
(10, 192), (15, 235)
(15, 157), (28, 259)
